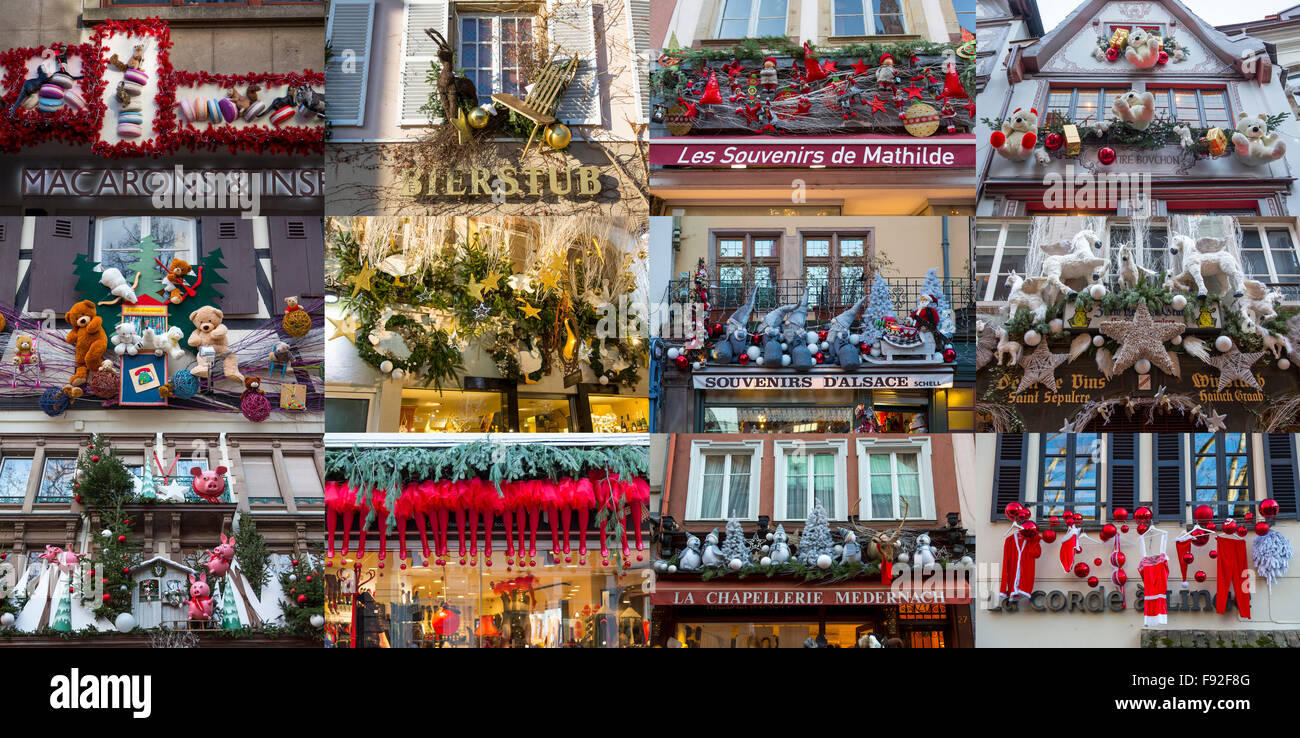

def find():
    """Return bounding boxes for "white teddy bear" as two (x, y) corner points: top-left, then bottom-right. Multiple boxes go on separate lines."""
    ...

(111, 322), (142, 356)
(989, 107), (1040, 162)
(1124, 28), (1162, 68)
(142, 325), (188, 360)
(1112, 90), (1156, 131)
(1231, 112), (1286, 166)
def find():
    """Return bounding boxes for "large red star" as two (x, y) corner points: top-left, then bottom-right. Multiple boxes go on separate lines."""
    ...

(904, 84), (924, 100)
(822, 60), (837, 74)
(736, 104), (759, 125)
(868, 95), (887, 113)
(851, 58), (871, 76)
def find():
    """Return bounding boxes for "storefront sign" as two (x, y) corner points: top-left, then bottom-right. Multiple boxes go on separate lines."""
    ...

(650, 138), (976, 168)
(992, 587), (1244, 614)
(403, 166), (605, 198)
(694, 371), (954, 390)
(651, 582), (969, 606)
(1065, 300), (1218, 329)
(21, 168), (324, 199)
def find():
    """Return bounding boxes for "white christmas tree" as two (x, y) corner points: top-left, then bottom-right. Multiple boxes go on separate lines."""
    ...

(860, 273), (896, 345)
(720, 518), (748, 567)
(796, 502), (835, 567)
(919, 267), (955, 335)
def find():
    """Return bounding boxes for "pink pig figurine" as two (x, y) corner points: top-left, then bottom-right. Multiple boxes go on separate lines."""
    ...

(206, 533), (235, 577)
(190, 465), (229, 503)
(187, 572), (214, 620)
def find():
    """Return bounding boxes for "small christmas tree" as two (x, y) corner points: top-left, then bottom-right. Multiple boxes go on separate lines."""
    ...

(279, 554), (324, 639)
(796, 502), (834, 567)
(138, 462), (157, 501)
(49, 581), (73, 632)
(235, 518), (271, 597)
(79, 502), (141, 622)
(720, 517), (748, 566)
(220, 579), (242, 630)
(75, 435), (135, 510)
(860, 273), (896, 346)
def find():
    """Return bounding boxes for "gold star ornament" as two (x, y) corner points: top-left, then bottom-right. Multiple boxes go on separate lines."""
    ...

(328, 315), (360, 344)
(1014, 342), (1069, 394)
(517, 299), (542, 320)
(1098, 302), (1185, 376)
(347, 263), (376, 298)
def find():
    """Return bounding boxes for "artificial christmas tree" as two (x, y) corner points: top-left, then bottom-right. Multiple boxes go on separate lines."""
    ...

(220, 579), (242, 630)
(860, 273), (897, 346)
(796, 502), (835, 567)
(75, 435), (136, 509)
(49, 582), (73, 632)
(279, 555), (324, 638)
(720, 517), (748, 568)
(79, 502), (141, 622)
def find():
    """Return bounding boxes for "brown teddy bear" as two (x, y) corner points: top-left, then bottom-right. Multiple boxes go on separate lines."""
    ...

(164, 258), (193, 305)
(64, 300), (107, 387)
(186, 305), (243, 383)
(241, 375), (265, 398)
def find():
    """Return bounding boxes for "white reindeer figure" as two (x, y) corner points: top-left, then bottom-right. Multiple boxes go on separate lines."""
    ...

(1168, 234), (1245, 298)
(1003, 271), (1051, 322)
(1236, 279), (1282, 325)
(1116, 243), (1157, 291)
(1039, 230), (1108, 298)
(995, 326), (1022, 366)
(1241, 312), (1293, 359)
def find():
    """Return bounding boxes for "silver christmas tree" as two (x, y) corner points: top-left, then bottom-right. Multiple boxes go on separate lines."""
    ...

(796, 502), (835, 566)
(720, 517), (748, 567)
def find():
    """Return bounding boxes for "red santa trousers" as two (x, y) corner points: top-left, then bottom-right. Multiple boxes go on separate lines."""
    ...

(1174, 538), (1193, 587)
(1216, 536), (1251, 619)
(1138, 554), (1169, 625)
(1059, 530), (1081, 573)
(1000, 533), (1041, 601)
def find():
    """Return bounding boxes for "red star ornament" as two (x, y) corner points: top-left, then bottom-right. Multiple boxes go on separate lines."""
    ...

(868, 95), (887, 113)
(851, 58), (871, 76)
(904, 84), (924, 100)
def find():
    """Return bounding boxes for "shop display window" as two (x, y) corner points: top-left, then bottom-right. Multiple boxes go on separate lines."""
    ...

(325, 554), (649, 648)
(400, 389), (508, 433)
(518, 396), (573, 433)
(588, 395), (649, 433)
(672, 621), (880, 648)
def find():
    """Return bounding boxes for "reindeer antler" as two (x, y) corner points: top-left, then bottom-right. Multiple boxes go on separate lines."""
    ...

(424, 28), (449, 51)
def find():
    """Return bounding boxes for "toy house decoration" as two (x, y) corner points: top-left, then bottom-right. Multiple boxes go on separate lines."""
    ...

(129, 557), (195, 629)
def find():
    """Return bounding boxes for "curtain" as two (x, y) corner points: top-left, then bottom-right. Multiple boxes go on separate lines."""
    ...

(701, 455), (726, 518)
(897, 453), (921, 518)
(786, 454), (807, 520)
(813, 453), (835, 516)
(869, 453), (893, 517)
(727, 454), (751, 518)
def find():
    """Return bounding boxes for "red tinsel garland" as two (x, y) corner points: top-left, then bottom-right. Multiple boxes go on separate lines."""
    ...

(171, 69), (326, 157)
(0, 41), (107, 153)
(88, 16), (176, 159)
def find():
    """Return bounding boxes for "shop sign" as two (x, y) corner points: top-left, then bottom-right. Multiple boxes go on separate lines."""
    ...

(991, 587), (1245, 614)
(649, 138), (975, 168)
(1064, 300), (1218, 329)
(650, 583), (969, 606)
(403, 166), (605, 198)
(21, 168), (324, 199)
(694, 371), (954, 390)
(992, 369), (1271, 407)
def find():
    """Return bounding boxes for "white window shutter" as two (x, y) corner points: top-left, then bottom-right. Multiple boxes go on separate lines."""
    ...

(548, 0), (601, 125)
(399, 0), (449, 126)
(627, 0), (651, 124)
(325, 0), (375, 126)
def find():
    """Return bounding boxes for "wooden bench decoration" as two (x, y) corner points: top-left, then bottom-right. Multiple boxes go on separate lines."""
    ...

(490, 49), (580, 154)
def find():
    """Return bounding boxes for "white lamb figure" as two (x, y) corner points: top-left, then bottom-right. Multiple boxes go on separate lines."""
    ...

(1168, 234), (1245, 298)
(1039, 230), (1109, 298)
(111, 322), (142, 356)
(1112, 90), (1156, 131)
(995, 327), (1022, 366)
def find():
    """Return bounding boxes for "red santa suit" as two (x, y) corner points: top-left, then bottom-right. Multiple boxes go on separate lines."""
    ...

(1057, 524), (1098, 573)
(1216, 525), (1251, 619)
(999, 528), (1041, 601)
(1138, 528), (1169, 626)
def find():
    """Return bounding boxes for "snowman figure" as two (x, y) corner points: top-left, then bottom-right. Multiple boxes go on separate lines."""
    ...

(701, 528), (727, 568)
(912, 533), (937, 571)
(769, 524), (791, 564)
(677, 534), (703, 572)
(840, 530), (863, 565)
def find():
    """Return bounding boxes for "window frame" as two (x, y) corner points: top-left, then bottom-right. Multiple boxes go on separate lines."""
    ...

(457, 12), (534, 106)
(1147, 85), (1232, 128)
(714, 0), (790, 39)
(36, 456), (77, 504)
(856, 436), (935, 521)
(798, 228), (873, 309)
(974, 219), (1031, 303)
(1036, 433), (1102, 521)
(93, 216), (198, 276)
(0, 456), (33, 504)
(713, 230), (782, 290)
(1237, 222), (1300, 289)
(773, 438), (849, 522)
(1044, 86), (1129, 124)
(1190, 432), (1253, 519)
(687, 439), (763, 521)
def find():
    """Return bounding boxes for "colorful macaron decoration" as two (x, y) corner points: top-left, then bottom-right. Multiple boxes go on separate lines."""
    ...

(218, 96), (238, 123)
(269, 105), (295, 126)
(49, 72), (76, 89)
(242, 100), (266, 121)
(122, 68), (148, 96)
(117, 110), (144, 138)
(62, 89), (86, 112)
(36, 83), (64, 112)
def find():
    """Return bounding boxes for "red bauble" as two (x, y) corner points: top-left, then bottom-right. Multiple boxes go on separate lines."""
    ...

(1192, 532), (1210, 547)
(1100, 523), (1117, 542)
(1209, 550), (1218, 559)
(942, 347), (956, 363)
(1137, 523), (1149, 535)
(1157, 51), (1169, 65)
(1087, 576), (1099, 588)
(1182, 551), (1195, 565)
(1112, 507), (1129, 521)
(1005, 502), (1025, 521)
(291, 559), (298, 566)
(1098, 147), (1117, 165)
(1093, 557), (1103, 567)
(709, 323), (724, 338)
(1112, 570), (1128, 587)
(1110, 551), (1126, 567)
(817, 330), (828, 342)
(1074, 562), (1090, 578)
(737, 354), (750, 365)
(1040, 529), (1057, 544)
(1049, 515), (1060, 527)
(1019, 520), (1039, 539)
(1195, 570), (1207, 582)
(1105, 47), (1119, 62)
(1260, 499), (1280, 519)
(117, 535), (126, 543)
(674, 355), (689, 370)
(1223, 519), (1238, 535)
(297, 594), (307, 604)
(102, 594), (111, 602)
(1193, 504), (1214, 523)
(1121, 525), (1130, 533)
(1255, 521), (1270, 536)
(1134, 506), (1153, 523)
(1016, 507), (1032, 523)
(1044, 132), (1063, 151)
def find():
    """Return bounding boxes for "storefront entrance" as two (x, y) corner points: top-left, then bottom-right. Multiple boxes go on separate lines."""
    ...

(657, 603), (964, 648)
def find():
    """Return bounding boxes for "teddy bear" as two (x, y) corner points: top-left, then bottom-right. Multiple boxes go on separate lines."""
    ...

(187, 305), (243, 383)
(64, 300), (107, 386)
(989, 107), (1040, 162)
(241, 375), (265, 398)
(12, 334), (37, 366)
(1112, 90), (1156, 131)
(163, 258), (193, 305)
(142, 325), (187, 360)
(1231, 112), (1286, 166)
(1123, 27), (1162, 69)
(111, 321), (143, 356)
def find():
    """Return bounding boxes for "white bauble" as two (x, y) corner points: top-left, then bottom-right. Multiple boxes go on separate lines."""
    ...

(897, 552), (909, 563)
(833, 544), (844, 555)
(1171, 295), (1187, 310)
(693, 361), (706, 370)
(746, 346), (760, 360)
(114, 613), (137, 632)
(765, 532), (774, 541)
(1049, 318), (1064, 334)
(806, 332), (819, 345)
(761, 544), (770, 552)
(755, 357), (765, 366)
(780, 355), (791, 366)
(599, 375), (610, 385)
(1134, 358), (1151, 374)
(1171, 335), (1182, 345)
(102, 529), (112, 538)
(1, 612), (14, 627)
(653, 560), (666, 572)
(806, 343), (819, 354)
(667, 564), (677, 574)
(391, 368), (406, 380)
(1216, 335), (1234, 352)
(1281, 358), (1292, 370)
(958, 555), (974, 569)
(310, 614), (326, 628)
(780, 342), (789, 351)
(379, 360), (394, 374)
(1089, 283), (1107, 299)
(816, 554), (833, 570)
(667, 348), (680, 360)
(849, 334), (860, 345)
(819, 341), (829, 350)
(1023, 329), (1041, 346)
(760, 556), (772, 567)
(1092, 334), (1104, 347)
(728, 558), (743, 571)
(289, 574), (297, 582)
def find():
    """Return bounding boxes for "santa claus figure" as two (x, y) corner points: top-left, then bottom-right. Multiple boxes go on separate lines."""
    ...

(876, 53), (898, 88)
(760, 57), (779, 93)
(910, 294), (943, 333)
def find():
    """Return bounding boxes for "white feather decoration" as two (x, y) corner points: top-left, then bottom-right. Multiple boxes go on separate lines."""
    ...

(1096, 347), (1114, 378)
(1165, 350), (1181, 379)
(1069, 333), (1093, 363)
(1252, 530), (1293, 593)
(1182, 335), (1210, 362)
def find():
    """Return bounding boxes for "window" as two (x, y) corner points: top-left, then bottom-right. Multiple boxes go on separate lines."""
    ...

(1239, 224), (1300, 296)
(0, 457), (32, 504)
(802, 231), (870, 311)
(976, 25), (1009, 82)
(326, 0), (376, 126)
(400, 389), (507, 433)
(1107, 222), (1169, 277)
(1149, 87), (1231, 128)
(688, 440), (761, 520)
(94, 217), (197, 276)
(1045, 88), (1128, 124)
(325, 397), (370, 433)
(1039, 433), (1100, 520)
(1192, 433), (1252, 518)
(458, 14), (533, 105)
(284, 456), (324, 503)
(714, 232), (781, 309)
(833, 0), (909, 35)
(716, 0), (788, 38)
(37, 457), (76, 503)
(241, 454), (281, 505)
(857, 438), (935, 520)
(975, 221), (1030, 301)
(775, 440), (847, 520)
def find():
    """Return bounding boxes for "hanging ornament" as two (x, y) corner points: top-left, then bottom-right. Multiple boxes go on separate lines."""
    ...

(544, 123), (572, 150)
(802, 42), (827, 83)
(1097, 147), (1117, 165)
(902, 102), (940, 137)
(1044, 132), (1062, 151)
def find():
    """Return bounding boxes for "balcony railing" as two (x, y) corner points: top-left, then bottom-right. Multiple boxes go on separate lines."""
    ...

(665, 275), (975, 341)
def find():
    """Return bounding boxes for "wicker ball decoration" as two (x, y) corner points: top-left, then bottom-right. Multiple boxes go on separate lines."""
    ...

(88, 369), (120, 399)
(241, 391), (272, 422)
(171, 369), (200, 399)
(282, 310), (312, 338)
(40, 387), (72, 417)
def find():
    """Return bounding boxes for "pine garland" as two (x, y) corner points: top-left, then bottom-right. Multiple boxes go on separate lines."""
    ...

(982, 113), (1290, 157)
(235, 518), (271, 598)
